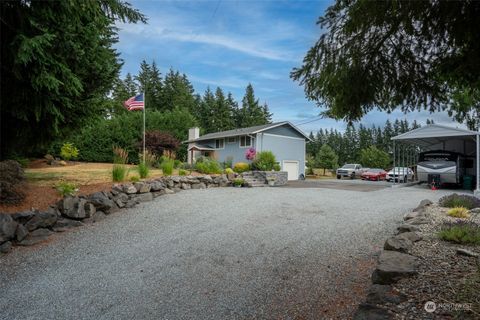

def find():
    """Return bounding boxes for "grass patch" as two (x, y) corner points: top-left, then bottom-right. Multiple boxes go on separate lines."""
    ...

(438, 221), (480, 245)
(26, 171), (63, 182)
(454, 267), (480, 319)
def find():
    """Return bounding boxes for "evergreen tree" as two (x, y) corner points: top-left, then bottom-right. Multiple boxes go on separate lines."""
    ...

(0, 0), (146, 157)
(238, 84), (270, 127)
(161, 69), (197, 112)
(210, 87), (235, 132)
(315, 144), (339, 175)
(198, 87), (216, 133)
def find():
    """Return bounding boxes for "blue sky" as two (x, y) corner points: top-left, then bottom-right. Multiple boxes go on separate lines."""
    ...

(115, 0), (455, 134)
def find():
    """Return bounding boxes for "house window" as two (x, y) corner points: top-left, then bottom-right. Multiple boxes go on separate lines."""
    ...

(215, 139), (224, 149)
(240, 136), (252, 148)
(227, 137), (236, 144)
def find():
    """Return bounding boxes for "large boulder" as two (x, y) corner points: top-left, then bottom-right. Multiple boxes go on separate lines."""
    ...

(372, 251), (418, 285)
(88, 192), (115, 212)
(407, 216), (430, 225)
(59, 197), (95, 219)
(24, 210), (57, 231)
(397, 224), (420, 233)
(413, 199), (432, 212)
(132, 193), (153, 203)
(11, 210), (36, 224)
(384, 237), (413, 253)
(15, 224), (29, 241)
(365, 284), (407, 305)
(150, 180), (165, 191)
(0, 241), (12, 254)
(52, 218), (84, 232)
(123, 184), (137, 194)
(17, 228), (54, 246)
(0, 214), (18, 243)
(191, 182), (206, 190)
(396, 231), (422, 243)
(134, 182), (151, 193)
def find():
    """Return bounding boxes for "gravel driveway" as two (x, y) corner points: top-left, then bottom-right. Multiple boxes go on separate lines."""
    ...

(0, 186), (452, 319)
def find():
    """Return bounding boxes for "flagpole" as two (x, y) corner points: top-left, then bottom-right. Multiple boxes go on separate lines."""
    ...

(143, 91), (146, 164)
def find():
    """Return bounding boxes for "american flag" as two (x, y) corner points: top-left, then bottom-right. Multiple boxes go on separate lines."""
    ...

(124, 93), (144, 111)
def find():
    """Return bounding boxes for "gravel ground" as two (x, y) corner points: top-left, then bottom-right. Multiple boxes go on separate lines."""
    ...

(0, 186), (454, 320)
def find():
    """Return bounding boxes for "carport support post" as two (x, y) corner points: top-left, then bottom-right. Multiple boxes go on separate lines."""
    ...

(393, 141), (396, 186)
(475, 133), (480, 197)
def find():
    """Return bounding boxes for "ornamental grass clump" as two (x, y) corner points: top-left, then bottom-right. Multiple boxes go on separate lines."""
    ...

(112, 147), (128, 182)
(137, 162), (149, 179)
(161, 159), (174, 176)
(447, 207), (470, 219)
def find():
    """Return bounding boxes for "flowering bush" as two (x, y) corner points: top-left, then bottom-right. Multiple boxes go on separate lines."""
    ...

(245, 147), (256, 161)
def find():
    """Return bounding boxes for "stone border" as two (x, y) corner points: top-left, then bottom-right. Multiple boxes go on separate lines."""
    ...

(0, 174), (231, 255)
(352, 199), (433, 319)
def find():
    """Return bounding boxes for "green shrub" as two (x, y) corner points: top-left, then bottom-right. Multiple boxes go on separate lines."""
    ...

(174, 159), (182, 168)
(225, 168), (234, 174)
(252, 151), (277, 171)
(66, 108), (196, 163)
(195, 158), (222, 174)
(180, 162), (194, 170)
(439, 194), (480, 209)
(112, 165), (127, 182)
(178, 169), (187, 176)
(224, 156), (233, 169)
(161, 159), (174, 175)
(130, 175), (140, 182)
(138, 162), (149, 179)
(233, 162), (250, 173)
(233, 178), (244, 187)
(60, 142), (79, 161)
(447, 207), (470, 218)
(273, 163), (281, 171)
(55, 181), (78, 197)
(13, 157), (30, 168)
(438, 221), (480, 245)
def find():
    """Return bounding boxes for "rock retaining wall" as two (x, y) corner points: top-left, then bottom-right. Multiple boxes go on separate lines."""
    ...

(0, 174), (231, 255)
(352, 199), (433, 319)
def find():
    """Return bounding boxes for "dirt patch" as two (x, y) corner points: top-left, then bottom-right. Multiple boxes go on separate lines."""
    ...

(0, 182), (113, 213)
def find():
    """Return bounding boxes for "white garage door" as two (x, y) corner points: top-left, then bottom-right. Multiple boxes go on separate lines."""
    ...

(283, 161), (299, 180)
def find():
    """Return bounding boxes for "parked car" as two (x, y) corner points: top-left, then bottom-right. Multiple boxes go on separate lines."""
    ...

(361, 168), (387, 181)
(336, 164), (365, 179)
(386, 167), (414, 182)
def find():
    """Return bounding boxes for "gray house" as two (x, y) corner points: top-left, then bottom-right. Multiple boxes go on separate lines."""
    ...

(186, 122), (310, 180)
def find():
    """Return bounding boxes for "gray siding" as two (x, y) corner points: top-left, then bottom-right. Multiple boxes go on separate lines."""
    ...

(262, 124), (305, 139)
(258, 133), (306, 177)
(201, 136), (254, 164)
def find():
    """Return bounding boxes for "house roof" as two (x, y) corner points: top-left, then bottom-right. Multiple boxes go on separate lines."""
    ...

(391, 124), (479, 147)
(185, 121), (311, 143)
(187, 144), (215, 151)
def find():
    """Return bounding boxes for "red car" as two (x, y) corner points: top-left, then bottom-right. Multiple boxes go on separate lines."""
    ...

(361, 168), (387, 181)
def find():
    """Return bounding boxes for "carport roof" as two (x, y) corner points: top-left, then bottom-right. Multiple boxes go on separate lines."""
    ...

(391, 124), (479, 147)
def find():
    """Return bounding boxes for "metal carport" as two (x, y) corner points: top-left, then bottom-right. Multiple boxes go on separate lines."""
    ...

(391, 124), (480, 196)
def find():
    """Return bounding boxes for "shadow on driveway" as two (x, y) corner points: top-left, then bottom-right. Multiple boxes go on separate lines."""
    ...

(281, 179), (390, 192)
